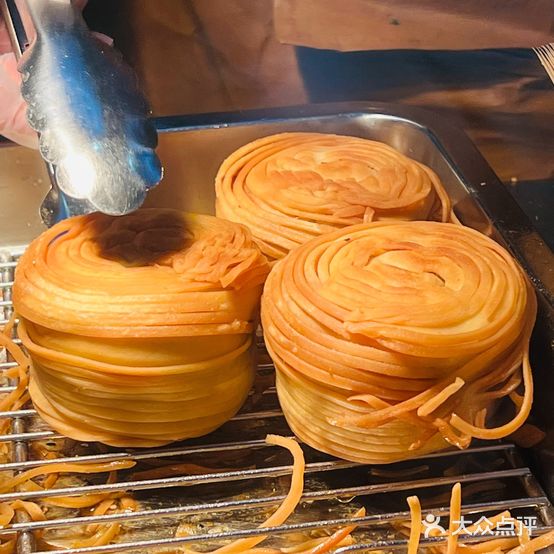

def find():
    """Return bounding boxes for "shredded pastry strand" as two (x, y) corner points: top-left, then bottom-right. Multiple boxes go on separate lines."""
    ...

(405, 483), (554, 553)
(216, 132), (453, 260)
(13, 209), (270, 447)
(262, 220), (536, 463)
(181, 435), (306, 554)
(1, 216), (547, 554)
(0, 322), (549, 554)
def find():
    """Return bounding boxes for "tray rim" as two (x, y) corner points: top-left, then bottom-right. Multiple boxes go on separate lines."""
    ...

(153, 100), (554, 500)
(152, 101), (554, 310)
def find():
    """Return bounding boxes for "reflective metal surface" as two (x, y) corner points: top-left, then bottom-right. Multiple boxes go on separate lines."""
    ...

(1, 0), (162, 224)
(0, 103), (553, 553)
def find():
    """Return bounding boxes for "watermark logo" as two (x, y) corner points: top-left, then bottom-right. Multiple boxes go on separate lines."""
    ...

(423, 514), (446, 537)
(422, 514), (537, 538)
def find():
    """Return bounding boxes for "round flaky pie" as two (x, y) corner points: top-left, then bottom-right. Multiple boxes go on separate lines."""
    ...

(216, 132), (453, 261)
(14, 209), (270, 447)
(261, 221), (536, 463)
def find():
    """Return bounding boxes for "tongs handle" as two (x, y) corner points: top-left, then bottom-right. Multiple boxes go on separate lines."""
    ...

(0, 0), (28, 58)
(1, 0), (77, 225)
(1, 0), (162, 227)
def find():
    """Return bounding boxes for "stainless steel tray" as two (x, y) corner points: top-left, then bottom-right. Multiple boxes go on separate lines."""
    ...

(0, 102), (553, 553)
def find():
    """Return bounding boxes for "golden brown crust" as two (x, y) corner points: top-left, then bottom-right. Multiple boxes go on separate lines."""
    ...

(216, 133), (452, 260)
(262, 221), (536, 463)
(14, 209), (269, 446)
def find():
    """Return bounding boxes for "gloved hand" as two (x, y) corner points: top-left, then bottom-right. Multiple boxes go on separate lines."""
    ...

(0, 0), (111, 148)
(0, 11), (37, 148)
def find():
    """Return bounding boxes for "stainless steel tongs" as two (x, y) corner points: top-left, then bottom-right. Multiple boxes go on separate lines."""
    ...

(0, 0), (163, 226)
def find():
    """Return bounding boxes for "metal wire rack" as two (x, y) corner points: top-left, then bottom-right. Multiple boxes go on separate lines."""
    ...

(1, 250), (554, 554)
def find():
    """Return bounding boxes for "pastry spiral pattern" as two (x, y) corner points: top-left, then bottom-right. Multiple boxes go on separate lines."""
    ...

(261, 221), (536, 463)
(14, 209), (270, 447)
(216, 132), (452, 261)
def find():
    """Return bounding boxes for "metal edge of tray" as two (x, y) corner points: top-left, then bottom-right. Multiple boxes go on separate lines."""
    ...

(153, 101), (554, 311)
(1, 102), (554, 551)
(154, 102), (554, 498)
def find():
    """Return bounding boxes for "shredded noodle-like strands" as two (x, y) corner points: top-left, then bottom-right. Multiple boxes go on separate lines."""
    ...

(298, 508), (364, 554)
(507, 533), (554, 554)
(216, 132), (453, 261)
(407, 496), (422, 554)
(0, 460), (135, 493)
(405, 484), (554, 553)
(0, 351), (308, 554)
(0, 316), (30, 449)
(13, 209), (270, 447)
(447, 483), (462, 554)
(0, 349), (134, 550)
(0, 540), (15, 554)
(262, 221), (537, 463)
(0, 321), (552, 554)
(0, 215), (550, 553)
(174, 435), (306, 554)
(208, 435), (305, 554)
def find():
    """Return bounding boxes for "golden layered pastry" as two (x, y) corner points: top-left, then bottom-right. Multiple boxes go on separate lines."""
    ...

(14, 209), (270, 447)
(216, 132), (452, 260)
(262, 221), (536, 463)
